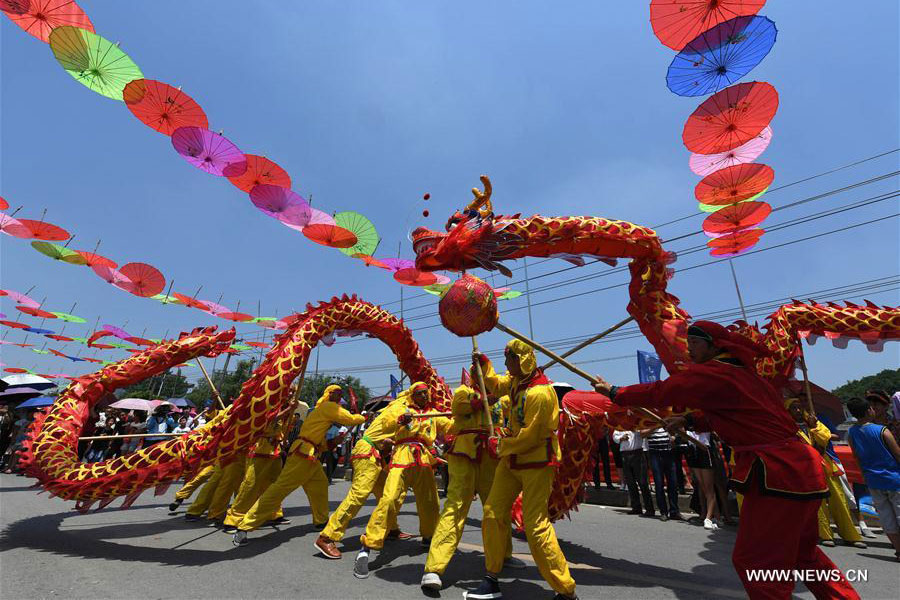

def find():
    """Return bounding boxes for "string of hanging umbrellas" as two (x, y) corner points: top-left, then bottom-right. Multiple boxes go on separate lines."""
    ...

(650, 0), (778, 256)
(0, 1), (453, 288)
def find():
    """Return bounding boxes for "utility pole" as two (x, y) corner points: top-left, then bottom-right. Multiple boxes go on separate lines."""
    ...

(522, 257), (535, 339)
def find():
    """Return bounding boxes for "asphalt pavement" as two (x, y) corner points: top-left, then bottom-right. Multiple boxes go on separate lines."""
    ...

(2, 473), (897, 599)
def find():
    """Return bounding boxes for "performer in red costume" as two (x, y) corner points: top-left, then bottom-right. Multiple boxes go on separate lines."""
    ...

(593, 320), (859, 600)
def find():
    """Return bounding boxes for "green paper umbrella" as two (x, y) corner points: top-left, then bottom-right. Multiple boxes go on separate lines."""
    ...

(32, 348), (51, 355)
(51, 311), (87, 323)
(423, 283), (450, 297)
(69, 336), (88, 344)
(49, 26), (143, 101)
(31, 241), (88, 265)
(102, 360), (115, 365)
(335, 212), (380, 257)
(251, 316), (277, 323)
(230, 344), (252, 352)
(148, 338), (162, 343)
(499, 290), (523, 300)
(151, 294), (182, 304)
(106, 342), (129, 349)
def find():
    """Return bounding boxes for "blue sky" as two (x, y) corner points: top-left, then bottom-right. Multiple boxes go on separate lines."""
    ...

(1, 1), (898, 396)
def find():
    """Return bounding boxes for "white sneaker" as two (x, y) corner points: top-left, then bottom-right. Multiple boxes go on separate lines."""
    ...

(232, 530), (248, 546)
(703, 518), (718, 530)
(421, 572), (442, 591)
(859, 523), (876, 538)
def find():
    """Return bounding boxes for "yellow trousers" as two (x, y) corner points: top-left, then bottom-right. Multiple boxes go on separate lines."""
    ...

(361, 465), (439, 550)
(223, 457), (284, 527)
(425, 454), (511, 575)
(482, 461), (576, 597)
(322, 456), (397, 542)
(185, 465), (223, 516)
(818, 475), (862, 542)
(205, 456), (248, 521)
(174, 464), (216, 501)
(237, 455), (329, 531)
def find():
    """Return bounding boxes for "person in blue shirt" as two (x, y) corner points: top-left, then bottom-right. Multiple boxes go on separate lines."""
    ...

(846, 397), (900, 561)
(145, 404), (176, 446)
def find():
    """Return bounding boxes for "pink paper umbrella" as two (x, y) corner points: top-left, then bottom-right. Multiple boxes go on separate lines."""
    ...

(92, 265), (134, 288)
(0, 213), (32, 238)
(0, 288), (40, 308)
(249, 185), (312, 227)
(102, 324), (131, 339)
(197, 299), (229, 315)
(284, 207), (333, 233)
(171, 126), (248, 177)
(689, 126), (773, 177)
(380, 258), (415, 272)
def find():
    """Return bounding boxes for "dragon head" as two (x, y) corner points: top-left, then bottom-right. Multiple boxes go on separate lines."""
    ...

(413, 175), (521, 277)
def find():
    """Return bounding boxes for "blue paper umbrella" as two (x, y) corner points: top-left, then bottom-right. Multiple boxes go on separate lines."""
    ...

(17, 396), (56, 408)
(666, 15), (777, 97)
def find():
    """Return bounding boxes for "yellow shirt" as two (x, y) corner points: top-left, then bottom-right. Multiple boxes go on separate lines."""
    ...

(448, 393), (509, 461)
(798, 419), (842, 477)
(480, 357), (560, 469)
(350, 395), (410, 460)
(252, 419), (286, 458)
(290, 400), (365, 459)
(391, 402), (452, 469)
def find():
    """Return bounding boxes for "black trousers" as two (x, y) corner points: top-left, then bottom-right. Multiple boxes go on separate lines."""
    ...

(593, 435), (613, 487)
(649, 450), (680, 517)
(621, 450), (653, 514)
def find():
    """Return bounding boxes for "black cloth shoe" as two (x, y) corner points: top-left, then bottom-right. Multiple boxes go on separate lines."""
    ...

(168, 499), (183, 512)
(265, 516), (291, 526)
(552, 594), (579, 600)
(627, 508), (642, 515)
(184, 513), (202, 522)
(641, 511), (656, 518)
(659, 514), (669, 522)
(463, 576), (502, 599)
(222, 524), (237, 534)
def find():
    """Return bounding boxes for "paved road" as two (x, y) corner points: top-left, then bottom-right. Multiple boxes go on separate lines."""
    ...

(2, 473), (897, 599)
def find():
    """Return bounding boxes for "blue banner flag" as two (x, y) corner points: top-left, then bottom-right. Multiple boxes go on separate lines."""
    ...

(636, 350), (663, 384)
(389, 374), (401, 399)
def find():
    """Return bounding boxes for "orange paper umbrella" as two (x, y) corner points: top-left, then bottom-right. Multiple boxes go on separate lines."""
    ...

(0, 196), (8, 210)
(302, 224), (358, 249)
(393, 268), (438, 287)
(118, 262), (165, 297)
(45, 334), (74, 341)
(75, 250), (117, 269)
(16, 219), (69, 240)
(707, 228), (764, 248)
(0, 320), (30, 329)
(709, 239), (759, 256)
(89, 343), (116, 349)
(694, 163), (774, 206)
(227, 155), (292, 193)
(246, 341), (270, 348)
(125, 336), (154, 347)
(16, 306), (57, 318)
(352, 254), (390, 269)
(172, 292), (208, 310)
(650, 0), (766, 51)
(702, 201), (771, 235)
(682, 82), (778, 154)
(1, 0), (94, 43)
(123, 79), (208, 135)
(216, 312), (253, 322)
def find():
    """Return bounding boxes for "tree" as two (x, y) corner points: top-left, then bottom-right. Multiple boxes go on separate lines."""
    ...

(118, 369), (193, 401)
(186, 359), (260, 408)
(294, 373), (372, 409)
(831, 368), (900, 401)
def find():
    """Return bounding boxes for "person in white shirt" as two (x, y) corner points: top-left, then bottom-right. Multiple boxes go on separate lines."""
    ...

(172, 416), (192, 434)
(613, 429), (654, 516)
(685, 430), (718, 530)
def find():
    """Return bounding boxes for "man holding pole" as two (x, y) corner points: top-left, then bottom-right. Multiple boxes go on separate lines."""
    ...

(354, 382), (451, 579)
(463, 340), (577, 600)
(592, 320), (859, 599)
(421, 385), (521, 591)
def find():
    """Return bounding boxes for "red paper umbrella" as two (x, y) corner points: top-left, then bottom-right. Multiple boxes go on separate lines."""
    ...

(683, 82), (778, 154)
(216, 312), (253, 322)
(694, 163), (774, 206)
(4, 367), (29, 374)
(118, 262), (166, 297)
(394, 268), (438, 286)
(2, 0), (94, 43)
(16, 306), (57, 318)
(45, 334), (74, 341)
(0, 196), (8, 210)
(122, 79), (208, 135)
(172, 292), (208, 310)
(650, 0), (766, 51)
(0, 320), (30, 329)
(15, 219), (70, 240)
(707, 228), (764, 248)
(125, 337), (154, 347)
(92, 264), (133, 287)
(75, 250), (117, 269)
(228, 155), (292, 193)
(49, 348), (67, 358)
(702, 201), (771, 235)
(90, 343), (116, 349)
(246, 341), (270, 348)
(81, 357), (103, 364)
(710, 240), (758, 257)
(302, 224), (358, 249)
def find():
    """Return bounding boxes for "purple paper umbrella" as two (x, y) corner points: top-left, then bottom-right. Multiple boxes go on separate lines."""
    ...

(171, 127), (248, 177)
(103, 324), (132, 339)
(284, 207), (334, 233)
(380, 258), (415, 272)
(249, 185), (312, 228)
(0, 288), (40, 308)
(689, 126), (773, 177)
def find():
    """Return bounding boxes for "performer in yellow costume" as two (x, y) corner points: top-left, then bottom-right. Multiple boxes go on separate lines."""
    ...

(354, 382), (451, 579)
(786, 398), (867, 549)
(169, 407), (226, 513)
(421, 386), (521, 591)
(463, 340), (577, 600)
(315, 390), (414, 559)
(232, 385), (366, 546)
(222, 398), (297, 533)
